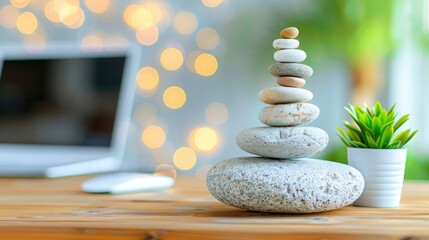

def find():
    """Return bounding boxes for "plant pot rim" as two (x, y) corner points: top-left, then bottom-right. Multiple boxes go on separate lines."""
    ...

(347, 147), (407, 152)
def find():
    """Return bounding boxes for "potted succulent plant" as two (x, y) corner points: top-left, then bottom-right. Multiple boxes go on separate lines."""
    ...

(337, 101), (418, 208)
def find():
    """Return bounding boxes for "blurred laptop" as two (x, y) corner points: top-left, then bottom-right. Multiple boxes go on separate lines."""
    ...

(0, 44), (141, 177)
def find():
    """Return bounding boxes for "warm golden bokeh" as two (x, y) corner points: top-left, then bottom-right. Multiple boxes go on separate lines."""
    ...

(136, 25), (159, 46)
(189, 127), (218, 152)
(173, 147), (197, 170)
(84, 0), (109, 14)
(141, 2), (162, 24)
(194, 53), (218, 77)
(196, 28), (220, 50)
(136, 67), (159, 90)
(44, 1), (60, 23)
(160, 48), (183, 71)
(142, 125), (166, 149)
(17, 12), (38, 35)
(201, 0), (223, 8)
(173, 11), (198, 35)
(205, 102), (229, 126)
(61, 7), (85, 29)
(0, 5), (20, 29)
(10, 0), (31, 8)
(129, 5), (153, 29)
(80, 34), (103, 51)
(163, 86), (186, 109)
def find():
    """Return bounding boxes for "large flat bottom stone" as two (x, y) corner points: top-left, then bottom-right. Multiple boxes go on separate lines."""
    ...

(207, 157), (364, 213)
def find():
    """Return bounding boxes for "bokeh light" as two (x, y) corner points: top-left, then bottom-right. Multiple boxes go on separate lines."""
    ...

(201, 0), (224, 8)
(154, 164), (177, 178)
(163, 86), (186, 109)
(194, 53), (218, 77)
(61, 7), (85, 29)
(81, 34), (103, 51)
(136, 25), (158, 46)
(173, 11), (198, 35)
(142, 125), (166, 149)
(141, 2), (162, 24)
(17, 12), (38, 35)
(189, 127), (218, 152)
(173, 147), (197, 170)
(124, 4), (154, 30)
(160, 48), (183, 71)
(133, 103), (157, 126)
(205, 102), (229, 126)
(136, 67), (159, 90)
(10, 0), (31, 8)
(0, 5), (20, 29)
(44, 1), (60, 23)
(84, 0), (109, 14)
(196, 28), (220, 50)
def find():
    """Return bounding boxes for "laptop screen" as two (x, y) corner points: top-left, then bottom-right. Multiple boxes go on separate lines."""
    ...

(0, 56), (126, 147)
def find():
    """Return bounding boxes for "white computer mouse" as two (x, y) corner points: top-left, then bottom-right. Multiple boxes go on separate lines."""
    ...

(81, 172), (175, 194)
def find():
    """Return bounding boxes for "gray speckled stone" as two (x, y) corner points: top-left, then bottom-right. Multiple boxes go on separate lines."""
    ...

(236, 127), (328, 158)
(259, 103), (319, 126)
(269, 63), (313, 78)
(207, 157), (364, 213)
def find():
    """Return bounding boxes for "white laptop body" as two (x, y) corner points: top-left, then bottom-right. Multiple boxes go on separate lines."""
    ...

(0, 44), (141, 177)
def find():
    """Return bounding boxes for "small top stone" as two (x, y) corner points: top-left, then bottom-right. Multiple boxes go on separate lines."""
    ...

(280, 27), (299, 39)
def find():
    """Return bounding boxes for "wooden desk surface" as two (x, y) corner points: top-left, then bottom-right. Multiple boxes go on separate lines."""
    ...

(0, 176), (428, 240)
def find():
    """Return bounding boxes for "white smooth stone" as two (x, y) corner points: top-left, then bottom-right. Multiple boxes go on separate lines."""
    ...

(274, 49), (307, 63)
(236, 127), (328, 158)
(272, 39), (300, 49)
(258, 87), (313, 104)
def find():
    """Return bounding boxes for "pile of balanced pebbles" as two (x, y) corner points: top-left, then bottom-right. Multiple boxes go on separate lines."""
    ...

(207, 27), (364, 213)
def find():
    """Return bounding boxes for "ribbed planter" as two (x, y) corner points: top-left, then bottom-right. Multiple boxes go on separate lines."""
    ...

(347, 147), (407, 208)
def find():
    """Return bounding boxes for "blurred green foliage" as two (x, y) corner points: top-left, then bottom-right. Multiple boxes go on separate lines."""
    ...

(280, 0), (395, 64)
(323, 146), (429, 180)
(227, 0), (396, 69)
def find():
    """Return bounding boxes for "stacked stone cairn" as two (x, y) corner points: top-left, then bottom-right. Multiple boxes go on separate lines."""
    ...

(207, 27), (365, 213)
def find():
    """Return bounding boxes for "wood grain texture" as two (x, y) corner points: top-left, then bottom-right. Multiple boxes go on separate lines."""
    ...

(0, 176), (428, 239)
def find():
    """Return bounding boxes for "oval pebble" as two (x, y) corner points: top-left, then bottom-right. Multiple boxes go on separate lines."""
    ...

(273, 39), (300, 49)
(277, 77), (306, 87)
(258, 87), (313, 104)
(269, 63), (313, 78)
(280, 27), (299, 39)
(259, 103), (319, 127)
(274, 49), (307, 63)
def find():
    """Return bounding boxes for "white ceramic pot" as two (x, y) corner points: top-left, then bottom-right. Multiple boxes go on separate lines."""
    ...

(347, 147), (407, 208)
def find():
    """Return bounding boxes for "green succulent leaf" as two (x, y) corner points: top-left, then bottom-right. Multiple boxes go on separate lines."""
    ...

(394, 129), (410, 145)
(394, 114), (410, 132)
(379, 125), (394, 148)
(387, 103), (396, 115)
(365, 132), (378, 148)
(386, 140), (402, 149)
(401, 130), (418, 148)
(350, 141), (368, 148)
(372, 117), (382, 138)
(374, 101), (382, 116)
